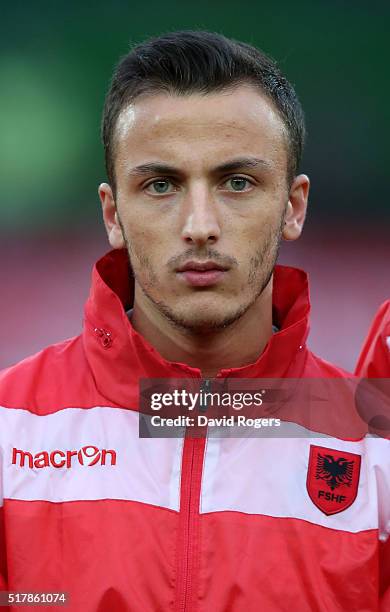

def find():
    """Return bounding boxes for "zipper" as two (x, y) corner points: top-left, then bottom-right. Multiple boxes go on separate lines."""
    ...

(198, 379), (211, 413)
(175, 379), (210, 612)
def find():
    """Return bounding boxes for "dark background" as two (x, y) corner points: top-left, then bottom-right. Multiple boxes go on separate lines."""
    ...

(1, 0), (389, 371)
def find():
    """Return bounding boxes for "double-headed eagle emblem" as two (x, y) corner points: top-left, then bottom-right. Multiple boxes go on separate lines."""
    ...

(315, 453), (354, 490)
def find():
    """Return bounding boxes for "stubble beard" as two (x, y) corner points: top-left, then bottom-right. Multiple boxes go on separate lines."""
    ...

(121, 217), (284, 335)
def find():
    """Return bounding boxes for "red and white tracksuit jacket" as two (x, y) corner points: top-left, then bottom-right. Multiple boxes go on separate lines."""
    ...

(356, 301), (390, 377)
(0, 249), (389, 611)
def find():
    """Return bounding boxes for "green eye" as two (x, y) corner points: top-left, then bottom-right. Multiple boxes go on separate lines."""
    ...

(228, 177), (250, 191)
(151, 180), (171, 194)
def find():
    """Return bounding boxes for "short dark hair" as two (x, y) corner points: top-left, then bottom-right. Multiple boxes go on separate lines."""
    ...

(102, 31), (305, 192)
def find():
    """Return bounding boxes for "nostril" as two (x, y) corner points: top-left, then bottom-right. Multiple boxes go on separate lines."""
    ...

(184, 234), (217, 244)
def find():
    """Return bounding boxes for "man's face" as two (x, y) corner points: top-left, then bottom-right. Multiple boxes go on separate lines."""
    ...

(100, 85), (308, 332)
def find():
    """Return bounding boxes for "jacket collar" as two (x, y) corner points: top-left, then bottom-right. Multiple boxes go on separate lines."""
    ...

(83, 249), (310, 408)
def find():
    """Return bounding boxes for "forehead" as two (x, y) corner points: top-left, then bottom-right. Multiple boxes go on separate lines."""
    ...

(114, 85), (288, 174)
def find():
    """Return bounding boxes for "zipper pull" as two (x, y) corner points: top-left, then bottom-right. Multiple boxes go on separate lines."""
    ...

(198, 379), (211, 413)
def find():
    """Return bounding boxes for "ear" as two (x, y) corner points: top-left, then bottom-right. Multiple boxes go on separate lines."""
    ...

(98, 183), (125, 249)
(282, 174), (310, 241)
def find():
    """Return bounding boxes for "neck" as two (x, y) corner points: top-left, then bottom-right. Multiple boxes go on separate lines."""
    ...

(130, 280), (273, 378)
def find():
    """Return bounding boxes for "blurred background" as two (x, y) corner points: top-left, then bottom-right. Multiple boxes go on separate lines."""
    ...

(1, 0), (389, 371)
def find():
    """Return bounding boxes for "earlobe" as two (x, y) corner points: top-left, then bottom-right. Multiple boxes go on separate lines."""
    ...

(282, 174), (310, 241)
(98, 182), (126, 250)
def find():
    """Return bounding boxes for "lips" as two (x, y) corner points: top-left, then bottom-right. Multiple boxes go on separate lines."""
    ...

(176, 261), (228, 287)
(177, 260), (227, 273)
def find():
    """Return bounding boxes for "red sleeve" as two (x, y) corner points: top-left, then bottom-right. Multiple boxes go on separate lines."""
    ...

(357, 303), (390, 610)
(355, 301), (390, 377)
(0, 507), (8, 612)
(380, 538), (390, 611)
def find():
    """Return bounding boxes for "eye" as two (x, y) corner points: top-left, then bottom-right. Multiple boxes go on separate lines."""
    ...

(144, 179), (176, 195)
(223, 176), (253, 192)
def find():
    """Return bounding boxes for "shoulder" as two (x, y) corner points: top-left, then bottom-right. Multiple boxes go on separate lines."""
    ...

(0, 335), (98, 414)
(303, 349), (351, 378)
(356, 300), (390, 376)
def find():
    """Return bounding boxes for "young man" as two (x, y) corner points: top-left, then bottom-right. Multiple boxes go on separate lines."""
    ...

(0, 31), (388, 611)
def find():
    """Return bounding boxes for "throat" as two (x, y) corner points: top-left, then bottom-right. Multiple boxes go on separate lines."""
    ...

(126, 299), (275, 377)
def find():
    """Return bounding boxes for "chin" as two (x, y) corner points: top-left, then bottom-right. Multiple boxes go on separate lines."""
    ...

(160, 301), (249, 333)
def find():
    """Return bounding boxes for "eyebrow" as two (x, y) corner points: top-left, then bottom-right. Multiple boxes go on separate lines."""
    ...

(127, 157), (273, 178)
(213, 157), (273, 173)
(128, 163), (181, 178)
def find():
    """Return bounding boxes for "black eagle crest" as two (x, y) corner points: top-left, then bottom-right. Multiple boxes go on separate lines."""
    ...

(315, 453), (354, 490)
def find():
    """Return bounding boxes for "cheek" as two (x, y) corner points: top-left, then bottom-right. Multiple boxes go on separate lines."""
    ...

(121, 211), (151, 250)
(229, 215), (277, 259)
(123, 203), (174, 247)
(123, 220), (170, 277)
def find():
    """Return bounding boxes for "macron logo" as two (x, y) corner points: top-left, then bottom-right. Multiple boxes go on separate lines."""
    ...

(12, 446), (117, 469)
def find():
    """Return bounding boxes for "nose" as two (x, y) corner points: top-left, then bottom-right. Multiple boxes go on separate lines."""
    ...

(180, 183), (221, 247)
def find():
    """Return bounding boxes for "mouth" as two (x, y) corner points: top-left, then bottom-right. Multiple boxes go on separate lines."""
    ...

(176, 260), (228, 287)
